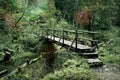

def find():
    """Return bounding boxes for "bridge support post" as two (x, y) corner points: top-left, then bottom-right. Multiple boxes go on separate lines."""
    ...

(62, 29), (64, 46)
(91, 33), (95, 47)
(53, 29), (55, 41)
(75, 28), (78, 51)
(91, 33), (98, 49)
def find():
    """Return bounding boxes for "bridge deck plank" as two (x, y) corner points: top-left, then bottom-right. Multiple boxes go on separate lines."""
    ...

(47, 36), (91, 50)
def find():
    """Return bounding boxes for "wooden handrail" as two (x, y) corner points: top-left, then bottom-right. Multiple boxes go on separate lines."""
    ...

(64, 29), (83, 34)
(78, 30), (99, 34)
(41, 28), (99, 34)
(62, 29), (64, 44)
(68, 37), (76, 50)
(78, 37), (98, 42)
(40, 28), (99, 48)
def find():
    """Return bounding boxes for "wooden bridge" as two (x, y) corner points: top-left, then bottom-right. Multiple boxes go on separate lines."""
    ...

(40, 28), (103, 66)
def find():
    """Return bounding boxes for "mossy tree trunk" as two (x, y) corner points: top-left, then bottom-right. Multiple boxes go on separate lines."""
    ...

(41, 39), (57, 72)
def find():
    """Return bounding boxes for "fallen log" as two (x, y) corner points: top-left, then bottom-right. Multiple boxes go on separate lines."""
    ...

(0, 69), (8, 75)
(1, 56), (41, 79)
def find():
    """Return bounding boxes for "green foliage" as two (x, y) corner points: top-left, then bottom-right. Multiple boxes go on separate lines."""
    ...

(5, 74), (28, 80)
(46, 18), (57, 28)
(44, 0), (56, 18)
(91, 1), (118, 30)
(0, 0), (120, 79)
(98, 33), (120, 65)
(44, 17), (73, 29)
(106, 39), (120, 55)
(63, 59), (89, 69)
(3, 59), (52, 80)
(53, 49), (90, 72)
(43, 68), (96, 80)
(43, 59), (96, 80)
(54, 0), (119, 42)
(0, 20), (12, 34)
(0, 52), (4, 60)
(12, 52), (33, 60)
(18, 25), (41, 52)
(0, 0), (18, 12)
(54, 0), (83, 21)
(55, 0), (118, 30)
(2, 49), (95, 80)
(101, 54), (120, 64)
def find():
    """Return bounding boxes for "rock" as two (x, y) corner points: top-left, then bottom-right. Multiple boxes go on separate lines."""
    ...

(104, 68), (109, 71)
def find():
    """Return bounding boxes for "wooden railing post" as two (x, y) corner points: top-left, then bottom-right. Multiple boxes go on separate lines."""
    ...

(91, 33), (98, 48)
(91, 33), (95, 47)
(75, 28), (78, 51)
(62, 29), (64, 44)
(50, 28), (52, 39)
(53, 29), (55, 40)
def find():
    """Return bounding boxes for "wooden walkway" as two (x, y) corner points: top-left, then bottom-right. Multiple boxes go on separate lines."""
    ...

(41, 28), (103, 66)
(47, 35), (91, 50)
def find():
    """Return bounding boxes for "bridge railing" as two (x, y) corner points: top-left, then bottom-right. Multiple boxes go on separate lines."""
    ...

(40, 28), (99, 49)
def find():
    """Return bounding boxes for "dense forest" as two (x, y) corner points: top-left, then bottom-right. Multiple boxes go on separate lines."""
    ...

(0, 0), (120, 80)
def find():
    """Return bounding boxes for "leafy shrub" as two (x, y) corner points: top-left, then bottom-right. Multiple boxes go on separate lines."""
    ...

(106, 38), (120, 55)
(98, 36), (120, 64)
(18, 25), (41, 52)
(62, 59), (89, 69)
(4, 74), (29, 80)
(43, 68), (96, 80)
(101, 54), (120, 64)
(43, 59), (96, 80)
(42, 49), (96, 80)
(53, 49), (90, 69)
